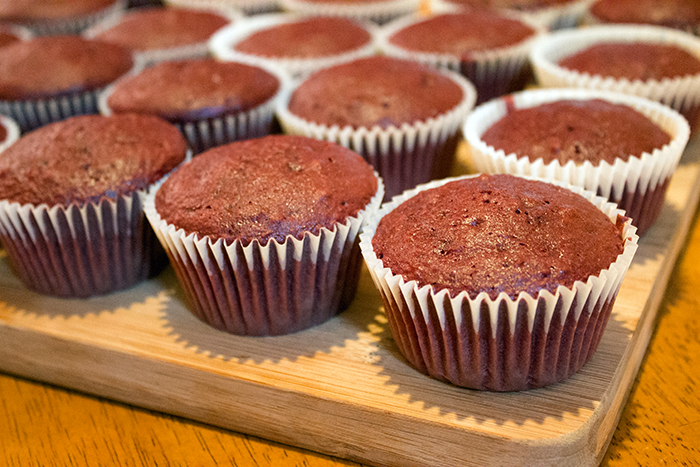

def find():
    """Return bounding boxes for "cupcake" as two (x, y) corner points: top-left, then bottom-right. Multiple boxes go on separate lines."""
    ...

(431, 0), (592, 30)
(276, 55), (477, 199)
(0, 114), (20, 152)
(464, 89), (691, 236)
(0, 25), (33, 48)
(0, 35), (134, 132)
(143, 134), (383, 336)
(586, 0), (700, 36)
(85, 5), (238, 64)
(163, 0), (280, 15)
(278, 0), (420, 24)
(379, 10), (544, 104)
(209, 13), (377, 78)
(360, 173), (638, 391)
(0, 113), (188, 297)
(100, 57), (286, 154)
(0, 0), (127, 36)
(529, 25), (700, 132)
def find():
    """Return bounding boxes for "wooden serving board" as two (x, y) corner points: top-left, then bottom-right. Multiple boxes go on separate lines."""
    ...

(1, 138), (699, 467)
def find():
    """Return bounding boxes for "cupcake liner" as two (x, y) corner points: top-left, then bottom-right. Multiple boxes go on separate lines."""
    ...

(360, 174), (639, 391)
(464, 88), (691, 236)
(98, 58), (291, 154)
(142, 173), (384, 336)
(83, 4), (241, 66)
(275, 68), (477, 199)
(0, 114), (21, 153)
(278, 0), (420, 24)
(530, 24), (700, 132)
(164, 0), (280, 15)
(378, 11), (546, 104)
(0, 89), (103, 133)
(0, 191), (166, 298)
(12, 0), (128, 36)
(209, 13), (379, 79)
(430, 0), (593, 30)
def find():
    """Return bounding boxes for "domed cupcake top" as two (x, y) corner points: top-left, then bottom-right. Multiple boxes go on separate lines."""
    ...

(287, 55), (464, 129)
(106, 58), (280, 122)
(0, 114), (188, 206)
(372, 173), (625, 299)
(0, 35), (133, 100)
(155, 135), (378, 246)
(480, 98), (671, 165)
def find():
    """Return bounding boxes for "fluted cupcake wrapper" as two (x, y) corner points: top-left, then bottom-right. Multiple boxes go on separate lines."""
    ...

(0, 191), (165, 298)
(278, 0), (420, 24)
(84, 4), (241, 66)
(0, 89), (103, 133)
(164, 0), (279, 15)
(275, 68), (477, 200)
(99, 58), (291, 154)
(464, 88), (691, 236)
(530, 24), (700, 132)
(360, 175), (638, 391)
(209, 13), (380, 79)
(15, 0), (127, 36)
(142, 175), (384, 336)
(430, 0), (593, 30)
(378, 12), (546, 105)
(0, 114), (20, 153)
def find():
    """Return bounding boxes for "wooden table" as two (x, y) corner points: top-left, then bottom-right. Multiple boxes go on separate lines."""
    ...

(2, 140), (700, 466)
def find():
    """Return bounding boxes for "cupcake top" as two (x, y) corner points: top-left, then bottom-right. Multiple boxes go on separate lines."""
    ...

(90, 7), (230, 52)
(287, 55), (465, 128)
(0, 30), (22, 48)
(589, 0), (700, 30)
(0, 0), (116, 21)
(558, 42), (700, 81)
(386, 11), (536, 56)
(0, 35), (133, 101)
(480, 99), (671, 165)
(0, 114), (188, 207)
(442, 0), (576, 11)
(155, 134), (378, 246)
(106, 58), (280, 122)
(371, 173), (626, 299)
(231, 16), (372, 59)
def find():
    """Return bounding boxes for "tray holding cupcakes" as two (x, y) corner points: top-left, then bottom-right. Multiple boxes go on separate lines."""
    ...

(0, 132), (698, 466)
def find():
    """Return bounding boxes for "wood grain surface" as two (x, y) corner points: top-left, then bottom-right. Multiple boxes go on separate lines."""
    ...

(1, 137), (699, 466)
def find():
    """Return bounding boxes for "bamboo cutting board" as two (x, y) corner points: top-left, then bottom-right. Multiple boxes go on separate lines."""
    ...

(0, 139), (699, 467)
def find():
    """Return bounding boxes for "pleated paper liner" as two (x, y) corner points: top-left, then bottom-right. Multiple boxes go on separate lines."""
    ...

(0, 114), (20, 153)
(208, 13), (379, 79)
(275, 67), (477, 200)
(360, 175), (638, 391)
(464, 88), (691, 237)
(278, 0), (420, 24)
(164, 0), (280, 15)
(142, 174), (384, 336)
(12, 0), (127, 36)
(530, 24), (700, 133)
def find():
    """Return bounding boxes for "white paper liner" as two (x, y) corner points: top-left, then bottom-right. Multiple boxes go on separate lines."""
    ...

(430, 0), (593, 30)
(13, 0), (127, 36)
(98, 57), (291, 154)
(278, 0), (420, 24)
(164, 0), (280, 15)
(377, 11), (546, 104)
(464, 88), (691, 236)
(0, 190), (164, 297)
(142, 172), (384, 336)
(0, 115), (20, 153)
(276, 66), (477, 199)
(360, 174), (638, 391)
(0, 88), (105, 133)
(83, 4), (241, 66)
(208, 13), (379, 79)
(530, 24), (700, 131)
